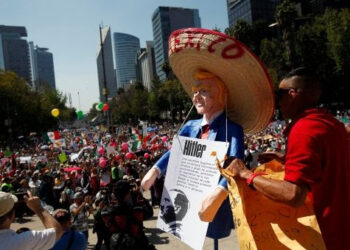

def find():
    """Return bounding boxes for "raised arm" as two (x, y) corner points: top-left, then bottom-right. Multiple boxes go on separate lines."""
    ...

(24, 191), (63, 239)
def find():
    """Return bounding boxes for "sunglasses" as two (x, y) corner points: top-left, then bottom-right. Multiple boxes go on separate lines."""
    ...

(275, 88), (299, 102)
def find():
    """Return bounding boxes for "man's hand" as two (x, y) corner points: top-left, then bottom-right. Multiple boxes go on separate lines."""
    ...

(24, 191), (44, 213)
(24, 191), (63, 239)
(258, 151), (285, 164)
(226, 158), (252, 179)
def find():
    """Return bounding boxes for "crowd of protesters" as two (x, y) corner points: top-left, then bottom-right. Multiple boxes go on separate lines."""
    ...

(0, 110), (349, 249)
(0, 123), (177, 249)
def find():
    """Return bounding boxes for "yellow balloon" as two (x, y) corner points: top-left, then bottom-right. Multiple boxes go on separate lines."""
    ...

(51, 108), (60, 117)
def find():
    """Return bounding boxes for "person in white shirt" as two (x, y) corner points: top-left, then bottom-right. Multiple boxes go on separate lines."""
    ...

(0, 191), (63, 250)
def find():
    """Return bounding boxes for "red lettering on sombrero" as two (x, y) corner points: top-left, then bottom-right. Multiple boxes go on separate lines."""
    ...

(169, 31), (244, 59)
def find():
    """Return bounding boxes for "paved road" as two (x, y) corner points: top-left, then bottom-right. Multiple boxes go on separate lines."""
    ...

(11, 192), (239, 249)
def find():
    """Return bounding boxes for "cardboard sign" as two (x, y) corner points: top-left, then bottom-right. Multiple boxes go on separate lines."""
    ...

(219, 160), (326, 250)
(157, 135), (229, 250)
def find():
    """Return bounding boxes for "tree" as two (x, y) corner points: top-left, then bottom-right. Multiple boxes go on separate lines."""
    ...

(0, 69), (75, 140)
(159, 79), (192, 122)
(275, 0), (298, 69)
(225, 20), (253, 47)
(161, 60), (173, 80)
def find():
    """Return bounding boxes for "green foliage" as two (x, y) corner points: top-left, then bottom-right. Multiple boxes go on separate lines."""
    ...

(275, 0), (298, 68)
(0, 70), (75, 140)
(225, 20), (253, 46)
(92, 77), (192, 124)
(275, 0), (298, 28)
(323, 8), (350, 74)
(224, 4), (350, 108)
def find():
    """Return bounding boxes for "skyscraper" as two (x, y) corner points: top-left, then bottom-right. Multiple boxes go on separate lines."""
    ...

(97, 26), (116, 101)
(29, 42), (56, 90)
(113, 32), (140, 89)
(138, 41), (156, 91)
(227, 0), (281, 27)
(152, 6), (201, 81)
(0, 25), (32, 85)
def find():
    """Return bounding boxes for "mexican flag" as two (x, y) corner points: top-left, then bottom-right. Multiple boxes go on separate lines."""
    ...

(47, 131), (60, 142)
(131, 128), (142, 151)
(142, 132), (156, 149)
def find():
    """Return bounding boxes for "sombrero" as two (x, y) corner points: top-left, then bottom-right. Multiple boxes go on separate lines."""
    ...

(168, 28), (275, 134)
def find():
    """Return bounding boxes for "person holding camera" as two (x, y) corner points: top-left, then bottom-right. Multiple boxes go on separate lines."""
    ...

(69, 192), (92, 240)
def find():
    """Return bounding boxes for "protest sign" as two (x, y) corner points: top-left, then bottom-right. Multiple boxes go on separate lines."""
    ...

(58, 153), (67, 163)
(219, 160), (326, 250)
(19, 156), (31, 164)
(157, 135), (229, 250)
(106, 145), (117, 156)
(53, 139), (66, 148)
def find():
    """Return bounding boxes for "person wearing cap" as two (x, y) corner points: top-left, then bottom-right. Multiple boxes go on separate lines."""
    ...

(228, 67), (350, 250)
(0, 191), (63, 250)
(142, 28), (274, 241)
(51, 209), (87, 250)
(69, 191), (92, 240)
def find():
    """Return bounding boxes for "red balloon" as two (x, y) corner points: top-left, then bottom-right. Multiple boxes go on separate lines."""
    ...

(125, 152), (132, 160)
(103, 103), (109, 111)
(99, 157), (107, 167)
(121, 142), (128, 150)
(98, 147), (105, 155)
(144, 153), (150, 159)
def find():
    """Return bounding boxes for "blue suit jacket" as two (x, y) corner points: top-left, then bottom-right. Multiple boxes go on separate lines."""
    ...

(154, 112), (244, 239)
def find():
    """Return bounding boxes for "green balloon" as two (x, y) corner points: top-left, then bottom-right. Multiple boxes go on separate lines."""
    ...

(97, 102), (104, 111)
(77, 110), (84, 119)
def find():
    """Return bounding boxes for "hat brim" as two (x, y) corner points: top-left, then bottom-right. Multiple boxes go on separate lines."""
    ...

(168, 28), (275, 134)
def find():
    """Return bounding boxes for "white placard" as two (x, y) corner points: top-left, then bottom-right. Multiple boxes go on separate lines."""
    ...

(53, 139), (66, 148)
(157, 135), (229, 250)
(19, 156), (32, 164)
(106, 145), (117, 156)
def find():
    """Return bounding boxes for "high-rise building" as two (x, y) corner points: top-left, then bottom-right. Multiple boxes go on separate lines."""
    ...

(0, 25), (32, 85)
(227, 0), (281, 27)
(138, 41), (156, 91)
(113, 32), (140, 89)
(97, 26), (116, 101)
(29, 42), (56, 90)
(152, 6), (201, 81)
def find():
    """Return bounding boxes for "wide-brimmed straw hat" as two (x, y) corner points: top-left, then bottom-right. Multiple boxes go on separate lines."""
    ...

(168, 28), (275, 134)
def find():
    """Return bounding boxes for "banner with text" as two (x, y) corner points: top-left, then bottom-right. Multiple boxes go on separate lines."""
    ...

(157, 135), (229, 250)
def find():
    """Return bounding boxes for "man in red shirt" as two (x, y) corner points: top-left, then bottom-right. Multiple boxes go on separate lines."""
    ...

(228, 67), (350, 250)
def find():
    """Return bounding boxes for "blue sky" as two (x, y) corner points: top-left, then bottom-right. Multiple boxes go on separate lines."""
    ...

(0, 0), (229, 112)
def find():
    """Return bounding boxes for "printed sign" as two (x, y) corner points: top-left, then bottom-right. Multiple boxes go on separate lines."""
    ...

(157, 135), (229, 250)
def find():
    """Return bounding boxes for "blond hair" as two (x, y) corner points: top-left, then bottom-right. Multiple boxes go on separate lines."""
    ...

(193, 70), (228, 108)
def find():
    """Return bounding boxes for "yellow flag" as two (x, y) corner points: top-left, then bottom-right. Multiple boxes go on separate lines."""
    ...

(219, 160), (326, 250)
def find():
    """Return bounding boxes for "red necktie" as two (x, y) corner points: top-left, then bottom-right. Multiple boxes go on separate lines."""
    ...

(201, 124), (210, 139)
